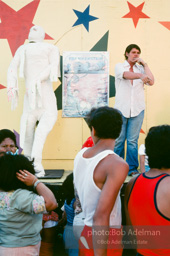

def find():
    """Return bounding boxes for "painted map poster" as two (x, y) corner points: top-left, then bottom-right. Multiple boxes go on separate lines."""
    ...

(62, 51), (109, 117)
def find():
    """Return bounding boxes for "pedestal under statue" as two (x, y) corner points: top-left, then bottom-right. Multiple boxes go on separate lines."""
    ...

(7, 25), (60, 177)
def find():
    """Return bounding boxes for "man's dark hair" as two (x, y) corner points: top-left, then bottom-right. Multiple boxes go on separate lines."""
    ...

(145, 125), (170, 169)
(0, 154), (35, 191)
(124, 44), (141, 60)
(0, 129), (17, 146)
(86, 106), (122, 139)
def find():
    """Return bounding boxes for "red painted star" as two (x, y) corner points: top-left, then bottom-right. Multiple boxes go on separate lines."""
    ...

(0, 84), (6, 90)
(122, 2), (150, 28)
(159, 22), (170, 30)
(140, 129), (145, 134)
(0, 0), (53, 56)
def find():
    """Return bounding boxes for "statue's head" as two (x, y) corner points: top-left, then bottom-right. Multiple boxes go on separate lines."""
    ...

(28, 25), (45, 43)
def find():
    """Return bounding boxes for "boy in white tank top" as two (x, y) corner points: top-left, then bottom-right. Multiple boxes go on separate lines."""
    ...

(73, 106), (129, 256)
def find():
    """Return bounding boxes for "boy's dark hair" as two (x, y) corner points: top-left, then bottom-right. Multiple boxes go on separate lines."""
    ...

(145, 125), (170, 169)
(124, 44), (141, 60)
(61, 173), (75, 205)
(0, 129), (17, 146)
(86, 106), (122, 139)
(0, 154), (35, 191)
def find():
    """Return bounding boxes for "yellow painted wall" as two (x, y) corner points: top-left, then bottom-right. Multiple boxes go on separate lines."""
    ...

(0, 0), (170, 170)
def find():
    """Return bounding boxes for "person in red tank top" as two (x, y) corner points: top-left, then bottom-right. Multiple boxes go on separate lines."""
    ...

(124, 125), (170, 256)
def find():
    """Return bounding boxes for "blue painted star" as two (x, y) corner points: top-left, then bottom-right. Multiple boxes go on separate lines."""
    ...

(73, 5), (98, 32)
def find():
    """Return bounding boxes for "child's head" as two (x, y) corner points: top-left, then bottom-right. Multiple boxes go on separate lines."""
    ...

(62, 173), (75, 204)
(0, 154), (35, 191)
(145, 125), (170, 169)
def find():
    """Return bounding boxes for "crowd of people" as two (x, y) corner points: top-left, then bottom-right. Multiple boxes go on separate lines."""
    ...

(1, 120), (170, 256)
(0, 43), (169, 256)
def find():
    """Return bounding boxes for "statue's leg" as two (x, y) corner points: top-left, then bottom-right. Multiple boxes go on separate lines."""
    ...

(31, 111), (57, 177)
(23, 112), (38, 159)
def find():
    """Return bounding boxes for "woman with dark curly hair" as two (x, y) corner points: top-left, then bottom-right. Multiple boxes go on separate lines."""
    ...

(0, 154), (58, 256)
(0, 129), (18, 156)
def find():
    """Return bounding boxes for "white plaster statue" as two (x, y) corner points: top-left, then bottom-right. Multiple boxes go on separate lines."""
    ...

(7, 25), (60, 177)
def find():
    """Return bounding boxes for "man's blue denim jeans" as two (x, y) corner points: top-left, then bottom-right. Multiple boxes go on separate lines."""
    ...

(114, 110), (144, 174)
